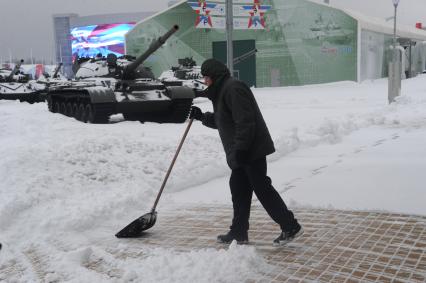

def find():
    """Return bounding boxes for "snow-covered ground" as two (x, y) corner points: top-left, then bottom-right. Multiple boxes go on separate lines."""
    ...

(1, 75), (425, 282)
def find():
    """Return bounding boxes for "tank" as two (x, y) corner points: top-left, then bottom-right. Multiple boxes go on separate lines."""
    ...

(159, 57), (206, 90)
(0, 60), (46, 104)
(47, 25), (195, 124)
(40, 62), (65, 81)
(37, 63), (68, 87)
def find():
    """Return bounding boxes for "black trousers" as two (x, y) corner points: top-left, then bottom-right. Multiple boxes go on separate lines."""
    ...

(229, 157), (297, 234)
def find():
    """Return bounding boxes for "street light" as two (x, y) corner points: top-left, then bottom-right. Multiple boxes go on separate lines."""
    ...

(388, 0), (401, 104)
(393, 0), (399, 54)
(226, 0), (234, 76)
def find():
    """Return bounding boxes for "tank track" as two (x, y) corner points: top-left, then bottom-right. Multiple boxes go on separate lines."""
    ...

(86, 103), (115, 124)
(48, 90), (115, 124)
(23, 91), (46, 104)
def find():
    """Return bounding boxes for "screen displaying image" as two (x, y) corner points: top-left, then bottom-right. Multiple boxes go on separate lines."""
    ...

(71, 22), (136, 61)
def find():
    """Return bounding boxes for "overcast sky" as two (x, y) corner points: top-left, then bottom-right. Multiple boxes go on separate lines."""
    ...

(0, 0), (425, 63)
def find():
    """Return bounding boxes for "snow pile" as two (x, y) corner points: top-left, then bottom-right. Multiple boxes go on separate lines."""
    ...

(1, 75), (426, 281)
(115, 243), (269, 283)
(0, 241), (269, 283)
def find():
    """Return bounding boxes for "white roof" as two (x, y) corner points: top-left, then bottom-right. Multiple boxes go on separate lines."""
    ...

(309, 0), (426, 41)
(342, 8), (426, 41)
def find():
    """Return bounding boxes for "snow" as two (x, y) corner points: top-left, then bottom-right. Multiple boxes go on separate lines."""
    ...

(1, 74), (426, 282)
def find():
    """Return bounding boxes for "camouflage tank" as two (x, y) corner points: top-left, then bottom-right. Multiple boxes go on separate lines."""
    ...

(47, 25), (194, 124)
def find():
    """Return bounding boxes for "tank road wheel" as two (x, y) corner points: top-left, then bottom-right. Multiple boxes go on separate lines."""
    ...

(47, 98), (54, 112)
(60, 102), (67, 115)
(77, 104), (86, 122)
(85, 104), (94, 123)
(27, 93), (35, 104)
(72, 103), (79, 119)
(82, 103), (110, 124)
(53, 101), (60, 113)
(65, 103), (73, 117)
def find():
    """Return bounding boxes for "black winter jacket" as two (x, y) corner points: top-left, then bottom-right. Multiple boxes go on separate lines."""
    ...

(202, 77), (275, 169)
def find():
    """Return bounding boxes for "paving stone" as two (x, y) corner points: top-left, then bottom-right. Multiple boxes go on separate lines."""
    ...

(141, 204), (426, 282)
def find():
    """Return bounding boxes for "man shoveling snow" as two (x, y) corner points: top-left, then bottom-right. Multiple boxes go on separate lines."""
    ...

(190, 59), (303, 245)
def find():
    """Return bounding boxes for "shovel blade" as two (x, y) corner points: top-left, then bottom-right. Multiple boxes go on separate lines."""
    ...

(115, 211), (157, 238)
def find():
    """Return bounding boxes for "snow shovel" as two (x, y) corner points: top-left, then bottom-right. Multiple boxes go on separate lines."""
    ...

(115, 118), (194, 238)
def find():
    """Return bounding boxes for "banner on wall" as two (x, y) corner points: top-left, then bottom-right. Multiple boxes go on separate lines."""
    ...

(187, 0), (271, 29)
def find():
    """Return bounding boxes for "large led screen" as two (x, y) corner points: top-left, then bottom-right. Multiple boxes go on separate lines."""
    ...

(71, 22), (135, 60)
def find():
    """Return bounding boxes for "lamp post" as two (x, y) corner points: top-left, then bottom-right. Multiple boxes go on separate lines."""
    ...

(392, 0), (399, 55)
(226, 0), (234, 76)
(388, 0), (401, 104)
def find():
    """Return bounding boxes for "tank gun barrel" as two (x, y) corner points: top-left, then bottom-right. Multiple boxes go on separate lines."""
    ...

(123, 25), (179, 79)
(53, 62), (63, 78)
(7, 59), (24, 81)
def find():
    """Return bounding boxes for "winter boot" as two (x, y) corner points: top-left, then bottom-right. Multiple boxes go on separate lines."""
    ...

(273, 223), (303, 246)
(217, 230), (248, 244)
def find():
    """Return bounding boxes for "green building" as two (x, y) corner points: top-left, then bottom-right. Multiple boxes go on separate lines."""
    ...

(125, 0), (426, 87)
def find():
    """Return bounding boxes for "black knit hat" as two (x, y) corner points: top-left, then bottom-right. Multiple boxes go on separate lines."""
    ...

(201, 58), (230, 81)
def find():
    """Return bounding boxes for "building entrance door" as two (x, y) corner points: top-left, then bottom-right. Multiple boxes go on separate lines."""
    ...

(212, 40), (256, 87)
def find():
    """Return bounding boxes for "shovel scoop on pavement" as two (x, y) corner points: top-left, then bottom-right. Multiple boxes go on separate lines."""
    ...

(115, 212), (157, 238)
(115, 119), (193, 238)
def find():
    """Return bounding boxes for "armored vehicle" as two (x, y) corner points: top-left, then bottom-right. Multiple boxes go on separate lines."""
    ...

(0, 60), (46, 104)
(159, 57), (205, 90)
(47, 25), (195, 124)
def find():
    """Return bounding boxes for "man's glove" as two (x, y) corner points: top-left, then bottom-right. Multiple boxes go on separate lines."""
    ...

(189, 106), (204, 121)
(235, 150), (250, 165)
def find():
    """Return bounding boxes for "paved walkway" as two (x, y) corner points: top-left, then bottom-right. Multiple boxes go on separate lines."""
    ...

(144, 205), (426, 282)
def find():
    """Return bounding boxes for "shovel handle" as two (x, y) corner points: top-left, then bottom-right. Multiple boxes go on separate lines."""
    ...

(151, 118), (194, 212)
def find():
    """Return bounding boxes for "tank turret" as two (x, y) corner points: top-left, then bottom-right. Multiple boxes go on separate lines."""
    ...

(52, 62), (63, 79)
(177, 57), (196, 69)
(6, 59), (24, 82)
(159, 56), (204, 89)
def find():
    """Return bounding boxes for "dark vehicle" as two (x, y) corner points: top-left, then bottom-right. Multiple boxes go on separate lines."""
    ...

(47, 25), (195, 124)
(0, 60), (46, 104)
(159, 57), (205, 89)
(175, 57), (199, 79)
